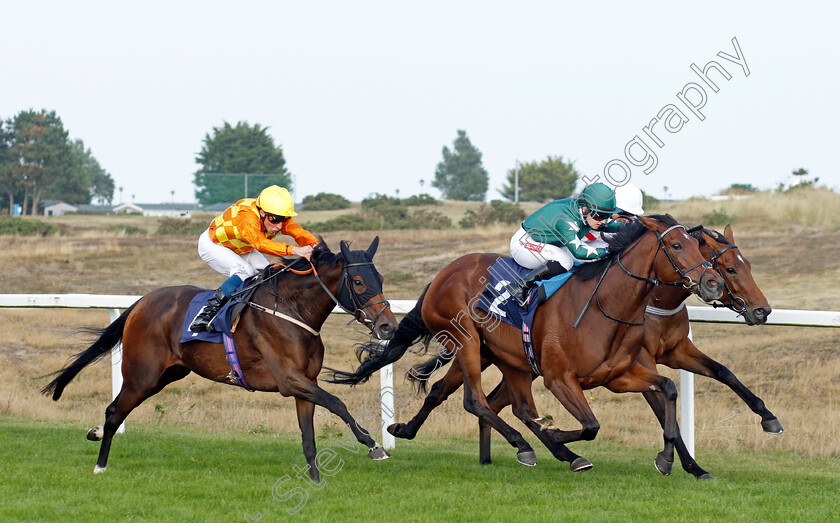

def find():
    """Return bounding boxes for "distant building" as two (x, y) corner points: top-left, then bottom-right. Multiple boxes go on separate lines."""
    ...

(44, 201), (203, 218)
(43, 202), (79, 217)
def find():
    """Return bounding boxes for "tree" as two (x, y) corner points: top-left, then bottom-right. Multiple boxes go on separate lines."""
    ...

(0, 121), (17, 214)
(7, 109), (74, 215)
(432, 130), (488, 201)
(43, 139), (115, 205)
(498, 156), (579, 203)
(193, 121), (292, 205)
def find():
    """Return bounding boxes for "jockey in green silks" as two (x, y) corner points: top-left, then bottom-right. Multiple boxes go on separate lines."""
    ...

(506, 182), (626, 306)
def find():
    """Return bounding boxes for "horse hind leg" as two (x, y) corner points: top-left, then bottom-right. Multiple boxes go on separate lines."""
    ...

(93, 365), (190, 474)
(389, 362), (467, 440)
(461, 378), (537, 467)
(294, 398), (322, 483)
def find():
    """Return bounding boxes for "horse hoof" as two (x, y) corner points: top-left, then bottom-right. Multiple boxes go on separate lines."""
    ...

(93, 465), (107, 474)
(654, 452), (673, 476)
(761, 418), (784, 434)
(516, 450), (538, 467)
(387, 423), (414, 440)
(87, 427), (104, 441)
(368, 445), (390, 461)
(570, 457), (593, 472)
(697, 473), (715, 481)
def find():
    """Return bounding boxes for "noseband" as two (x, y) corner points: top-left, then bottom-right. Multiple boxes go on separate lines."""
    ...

(705, 243), (749, 315)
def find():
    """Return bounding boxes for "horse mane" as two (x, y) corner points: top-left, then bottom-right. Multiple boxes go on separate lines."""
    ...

(693, 227), (729, 246)
(571, 214), (678, 281)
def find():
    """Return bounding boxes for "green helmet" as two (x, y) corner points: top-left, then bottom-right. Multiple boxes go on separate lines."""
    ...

(578, 182), (620, 213)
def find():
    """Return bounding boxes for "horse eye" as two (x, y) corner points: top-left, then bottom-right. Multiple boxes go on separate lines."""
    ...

(354, 279), (363, 285)
(726, 267), (736, 274)
(672, 243), (682, 250)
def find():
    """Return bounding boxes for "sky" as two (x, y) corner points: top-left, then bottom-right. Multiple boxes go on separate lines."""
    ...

(2, 1), (838, 204)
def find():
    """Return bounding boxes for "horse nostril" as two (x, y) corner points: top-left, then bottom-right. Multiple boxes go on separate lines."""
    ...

(754, 308), (766, 320)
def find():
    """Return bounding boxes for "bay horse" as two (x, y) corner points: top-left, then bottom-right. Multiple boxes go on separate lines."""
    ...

(42, 238), (398, 481)
(329, 215), (723, 469)
(382, 225), (778, 479)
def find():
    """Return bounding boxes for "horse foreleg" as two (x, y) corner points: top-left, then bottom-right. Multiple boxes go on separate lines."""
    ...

(540, 372), (601, 446)
(294, 398), (321, 483)
(605, 363), (678, 476)
(389, 362), (466, 440)
(276, 372), (389, 461)
(490, 370), (592, 472)
(659, 337), (783, 434)
(641, 390), (713, 480)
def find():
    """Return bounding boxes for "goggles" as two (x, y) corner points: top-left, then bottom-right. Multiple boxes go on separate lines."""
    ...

(265, 213), (288, 224)
(589, 210), (611, 221)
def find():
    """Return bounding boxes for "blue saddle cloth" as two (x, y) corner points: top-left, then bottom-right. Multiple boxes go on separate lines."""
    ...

(179, 277), (257, 344)
(474, 258), (575, 375)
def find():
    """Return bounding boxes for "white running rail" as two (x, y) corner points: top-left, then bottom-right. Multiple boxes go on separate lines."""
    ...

(2, 294), (838, 453)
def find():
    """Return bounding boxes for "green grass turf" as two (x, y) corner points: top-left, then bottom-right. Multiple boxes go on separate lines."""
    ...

(1, 418), (837, 522)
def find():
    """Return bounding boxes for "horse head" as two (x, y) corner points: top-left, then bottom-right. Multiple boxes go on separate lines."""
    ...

(326, 236), (398, 340)
(696, 225), (771, 325)
(637, 215), (724, 303)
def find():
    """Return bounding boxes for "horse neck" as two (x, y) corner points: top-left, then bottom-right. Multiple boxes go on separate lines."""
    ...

(649, 279), (690, 310)
(599, 230), (662, 319)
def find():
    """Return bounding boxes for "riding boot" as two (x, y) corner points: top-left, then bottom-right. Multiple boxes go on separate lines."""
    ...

(507, 261), (567, 307)
(190, 288), (229, 332)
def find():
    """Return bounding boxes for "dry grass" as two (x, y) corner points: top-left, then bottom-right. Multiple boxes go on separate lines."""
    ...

(651, 187), (840, 231)
(2, 191), (839, 459)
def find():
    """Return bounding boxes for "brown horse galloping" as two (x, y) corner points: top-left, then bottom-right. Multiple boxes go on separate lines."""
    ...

(43, 238), (398, 480)
(330, 216), (723, 470)
(381, 225), (778, 479)
(473, 224), (779, 477)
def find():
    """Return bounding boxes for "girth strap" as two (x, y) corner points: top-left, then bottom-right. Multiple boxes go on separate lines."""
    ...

(645, 302), (686, 316)
(223, 333), (253, 391)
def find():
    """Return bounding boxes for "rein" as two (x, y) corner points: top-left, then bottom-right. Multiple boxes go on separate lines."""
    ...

(574, 224), (711, 328)
(245, 255), (391, 335)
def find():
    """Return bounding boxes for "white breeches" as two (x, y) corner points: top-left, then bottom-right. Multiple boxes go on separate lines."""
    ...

(198, 228), (269, 280)
(509, 226), (602, 271)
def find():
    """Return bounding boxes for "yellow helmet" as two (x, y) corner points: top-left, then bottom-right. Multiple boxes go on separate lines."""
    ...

(256, 185), (297, 216)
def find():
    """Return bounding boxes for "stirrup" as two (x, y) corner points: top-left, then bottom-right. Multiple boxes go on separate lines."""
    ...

(506, 282), (532, 307)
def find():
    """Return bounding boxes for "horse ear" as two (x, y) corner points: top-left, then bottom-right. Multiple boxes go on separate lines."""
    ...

(723, 224), (735, 244)
(340, 240), (352, 259)
(366, 236), (380, 260)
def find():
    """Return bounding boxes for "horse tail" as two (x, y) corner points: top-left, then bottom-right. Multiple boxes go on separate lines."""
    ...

(41, 302), (137, 401)
(326, 286), (431, 386)
(405, 351), (454, 393)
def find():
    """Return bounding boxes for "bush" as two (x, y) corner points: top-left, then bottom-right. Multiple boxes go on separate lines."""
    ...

(402, 194), (440, 206)
(308, 207), (451, 232)
(459, 200), (526, 228)
(156, 217), (210, 235)
(301, 192), (351, 211)
(106, 224), (146, 235)
(704, 208), (732, 226)
(361, 193), (402, 210)
(0, 217), (64, 237)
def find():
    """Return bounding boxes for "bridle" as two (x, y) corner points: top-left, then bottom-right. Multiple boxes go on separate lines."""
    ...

(705, 242), (748, 315)
(317, 259), (392, 331)
(239, 252), (391, 337)
(575, 223), (713, 327)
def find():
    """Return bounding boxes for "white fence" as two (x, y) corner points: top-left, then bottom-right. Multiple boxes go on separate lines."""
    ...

(2, 294), (838, 454)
